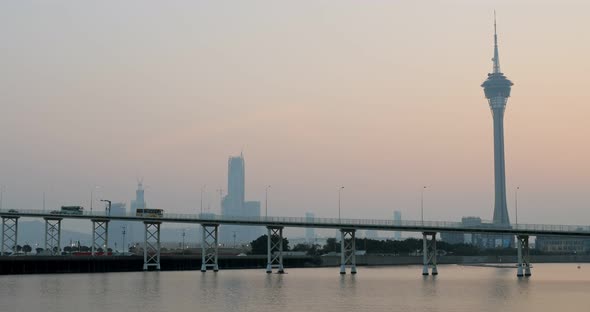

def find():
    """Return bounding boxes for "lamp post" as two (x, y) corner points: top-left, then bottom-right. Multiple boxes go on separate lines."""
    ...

(421, 186), (427, 224)
(122, 226), (126, 254)
(200, 185), (206, 215)
(265, 185), (271, 218)
(182, 230), (186, 255)
(514, 186), (520, 225)
(338, 186), (344, 222)
(100, 199), (111, 215)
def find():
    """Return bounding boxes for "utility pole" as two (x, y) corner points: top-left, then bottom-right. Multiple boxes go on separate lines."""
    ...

(182, 230), (186, 255)
(122, 226), (126, 254)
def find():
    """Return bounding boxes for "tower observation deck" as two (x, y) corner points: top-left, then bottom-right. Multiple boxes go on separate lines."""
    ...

(481, 14), (513, 226)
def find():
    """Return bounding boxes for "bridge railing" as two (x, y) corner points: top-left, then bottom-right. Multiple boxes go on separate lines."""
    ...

(1, 209), (590, 234)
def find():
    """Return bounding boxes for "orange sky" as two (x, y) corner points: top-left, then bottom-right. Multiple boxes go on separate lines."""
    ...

(0, 1), (589, 232)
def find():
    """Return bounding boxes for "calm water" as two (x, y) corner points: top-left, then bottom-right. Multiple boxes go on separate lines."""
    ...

(1, 264), (589, 312)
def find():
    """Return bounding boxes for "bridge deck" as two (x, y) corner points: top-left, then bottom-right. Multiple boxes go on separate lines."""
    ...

(1, 209), (589, 237)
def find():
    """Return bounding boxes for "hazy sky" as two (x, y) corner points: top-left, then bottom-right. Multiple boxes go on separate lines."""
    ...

(1, 1), (589, 232)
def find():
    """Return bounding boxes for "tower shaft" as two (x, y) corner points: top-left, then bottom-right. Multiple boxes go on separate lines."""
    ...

(490, 101), (509, 225)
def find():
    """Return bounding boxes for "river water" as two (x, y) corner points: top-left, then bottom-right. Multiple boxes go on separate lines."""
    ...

(1, 264), (589, 312)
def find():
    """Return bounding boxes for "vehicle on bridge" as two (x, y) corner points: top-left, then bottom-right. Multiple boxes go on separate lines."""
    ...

(60, 206), (84, 215)
(136, 208), (164, 218)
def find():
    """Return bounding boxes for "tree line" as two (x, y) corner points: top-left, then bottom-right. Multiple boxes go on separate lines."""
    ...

(250, 236), (546, 256)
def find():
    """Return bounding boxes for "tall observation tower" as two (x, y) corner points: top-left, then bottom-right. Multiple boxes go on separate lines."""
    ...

(481, 14), (513, 226)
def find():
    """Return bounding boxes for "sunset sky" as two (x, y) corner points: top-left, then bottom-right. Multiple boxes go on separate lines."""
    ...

(1, 1), (589, 234)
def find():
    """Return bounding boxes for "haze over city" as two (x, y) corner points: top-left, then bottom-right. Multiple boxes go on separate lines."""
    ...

(1, 1), (589, 231)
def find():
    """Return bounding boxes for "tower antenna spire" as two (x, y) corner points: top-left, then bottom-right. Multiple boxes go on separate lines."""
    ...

(493, 10), (501, 74)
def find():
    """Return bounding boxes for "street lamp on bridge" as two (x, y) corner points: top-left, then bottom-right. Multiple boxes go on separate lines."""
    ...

(514, 186), (526, 225)
(421, 186), (427, 224)
(200, 185), (206, 215)
(338, 186), (344, 222)
(265, 185), (271, 218)
(100, 199), (111, 216)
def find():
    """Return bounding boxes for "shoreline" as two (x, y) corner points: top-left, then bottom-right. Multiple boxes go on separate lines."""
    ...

(1, 254), (590, 275)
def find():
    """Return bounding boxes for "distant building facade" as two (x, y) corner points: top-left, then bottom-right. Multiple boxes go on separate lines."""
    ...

(366, 230), (378, 239)
(109, 203), (128, 252)
(440, 231), (464, 245)
(441, 216), (513, 248)
(536, 236), (590, 254)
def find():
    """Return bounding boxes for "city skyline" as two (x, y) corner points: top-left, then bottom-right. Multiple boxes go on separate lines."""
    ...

(1, 2), (589, 229)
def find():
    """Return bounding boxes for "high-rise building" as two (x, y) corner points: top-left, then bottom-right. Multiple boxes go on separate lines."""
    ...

(481, 16), (513, 227)
(130, 181), (147, 212)
(220, 154), (261, 244)
(393, 210), (402, 240)
(109, 203), (128, 252)
(305, 212), (315, 243)
(223, 156), (245, 216)
(129, 181), (147, 244)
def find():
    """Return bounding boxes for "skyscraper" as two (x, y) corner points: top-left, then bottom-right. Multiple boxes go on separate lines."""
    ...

(221, 154), (262, 244)
(130, 181), (147, 212)
(222, 156), (245, 217)
(129, 181), (147, 244)
(481, 15), (513, 226)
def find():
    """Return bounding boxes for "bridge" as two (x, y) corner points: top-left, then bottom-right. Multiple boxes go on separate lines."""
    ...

(2, 208), (589, 277)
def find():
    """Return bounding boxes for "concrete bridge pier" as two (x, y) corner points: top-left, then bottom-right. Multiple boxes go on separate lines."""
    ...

(422, 232), (438, 276)
(339, 229), (357, 274)
(91, 218), (109, 256)
(143, 222), (161, 270)
(201, 224), (219, 272)
(44, 217), (62, 255)
(1, 216), (19, 256)
(266, 226), (285, 274)
(516, 235), (531, 277)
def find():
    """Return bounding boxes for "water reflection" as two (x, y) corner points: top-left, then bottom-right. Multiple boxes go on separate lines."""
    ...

(40, 276), (63, 297)
(338, 274), (358, 300)
(139, 271), (161, 299)
(420, 275), (438, 298)
(264, 273), (286, 305)
(1, 265), (590, 312)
